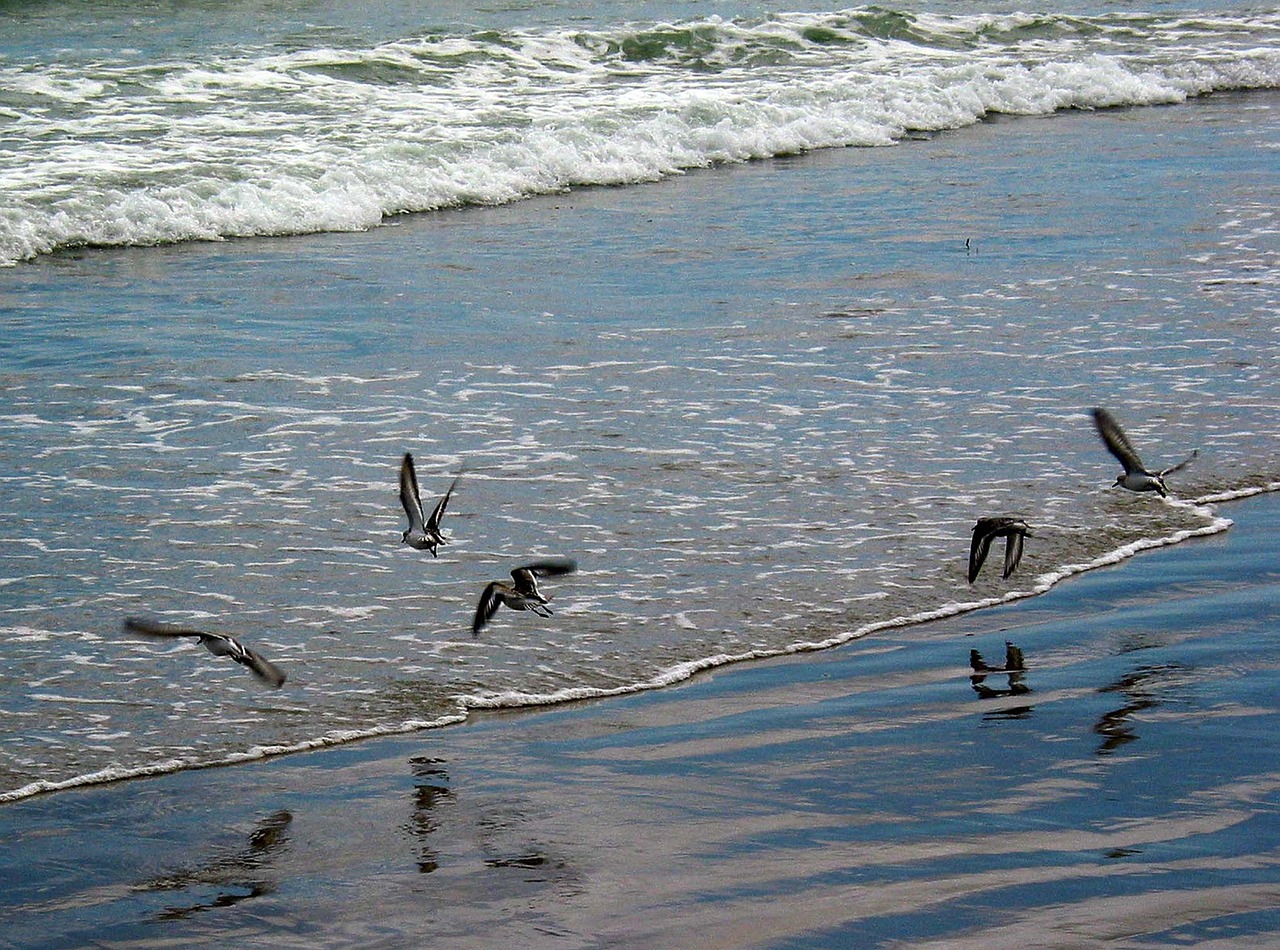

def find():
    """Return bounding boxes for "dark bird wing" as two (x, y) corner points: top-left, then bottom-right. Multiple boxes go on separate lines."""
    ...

(510, 558), (577, 595)
(425, 475), (460, 534)
(509, 568), (540, 597)
(519, 558), (578, 578)
(399, 453), (425, 533)
(125, 618), (286, 688)
(1092, 408), (1146, 474)
(230, 643), (287, 688)
(1159, 449), (1198, 478)
(968, 521), (997, 584)
(123, 616), (208, 639)
(472, 582), (505, 637)
(1002, 528), (1026, 579)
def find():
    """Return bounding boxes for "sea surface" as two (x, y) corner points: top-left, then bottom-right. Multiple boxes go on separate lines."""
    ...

(1, 0), (1278, 802)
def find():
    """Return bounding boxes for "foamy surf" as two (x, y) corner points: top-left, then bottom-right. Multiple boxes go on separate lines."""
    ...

(0, 712), (470, 804)
(3, 9), (1279, 264)
(5, 489), (1272, 805)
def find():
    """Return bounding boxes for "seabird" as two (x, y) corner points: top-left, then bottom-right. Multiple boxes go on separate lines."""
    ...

(400, 453), (459, 556)
(1091, 407), (1197, 498)
(968, 517), (1030, 584)
(472, 558), (578, 637)
(122, 616), (287, 688)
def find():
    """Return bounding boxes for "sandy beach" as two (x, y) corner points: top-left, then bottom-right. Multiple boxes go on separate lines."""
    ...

(3, 489), (1277, 949)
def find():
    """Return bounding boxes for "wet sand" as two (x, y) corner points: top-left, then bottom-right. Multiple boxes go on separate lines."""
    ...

(3, 490), (1278, 949)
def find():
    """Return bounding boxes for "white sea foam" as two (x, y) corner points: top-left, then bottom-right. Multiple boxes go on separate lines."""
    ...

(3, 485), (1260, 808)
(0, 709), (469, 803)
(2, 10), (1278, 264)
(459, 495), (1248, 716)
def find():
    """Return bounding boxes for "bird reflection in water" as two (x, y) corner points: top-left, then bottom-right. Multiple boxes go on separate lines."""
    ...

(137, 809), (292, 920)
(403, 755), (578, 890)
(969, 640), (1032, 701)
(475, 810), (571, 887)
(408, 755), (454, 873)
(1093, 662), (1190, 755)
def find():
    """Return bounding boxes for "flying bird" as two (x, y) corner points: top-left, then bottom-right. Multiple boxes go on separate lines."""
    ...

(122, 616), (287, 688)
(968, 517), (1030, 584)
(1091, 407), (1197, 498)
(472, 559), (578, 637)
(400, 453), (459, 556)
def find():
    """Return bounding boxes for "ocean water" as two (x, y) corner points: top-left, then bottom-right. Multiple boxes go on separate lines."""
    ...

(1, 0), (1278, 802)
(3, 0), (1279, 265)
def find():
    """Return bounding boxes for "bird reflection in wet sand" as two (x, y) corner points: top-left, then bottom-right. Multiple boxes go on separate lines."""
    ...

(403, 756), (577, 887)
(137, 810), (292, 920)
(122, 616), (287, 688)
(408, 756), (454, 873)
(1091, 407), (1197, 498)
(968, 517), (1030, 584)
(970, 641), (1031, 698)
(475, 811), (573, 886)
(472, 558), (578, 637)
(1094, 662), (1190, 755)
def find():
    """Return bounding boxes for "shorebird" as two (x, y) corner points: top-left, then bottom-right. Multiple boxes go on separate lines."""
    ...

(968, 517), (1030, 584)
(472, 558), (578, 637)
(122, 616), (287, 688)
(400, 453), (459, 556)
(1091, 407), (1197, 498)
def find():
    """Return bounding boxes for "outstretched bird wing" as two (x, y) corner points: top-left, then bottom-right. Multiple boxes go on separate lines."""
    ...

(519, 558), (578, 579)
(228, 642), (287, 688)
(399, 453), (426, 533)
(1002, 529), (1026, 579)
(472, 582), (504, 637)
(425, 475), (460, 534)
(510, 558), (577, 595)
(123, 616), (208, 639)
(1158, 449), (1198, 478)
(968, 521), (997, 584)
(1092, 408), (1146, 474)
(509, 568), (541, 597)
